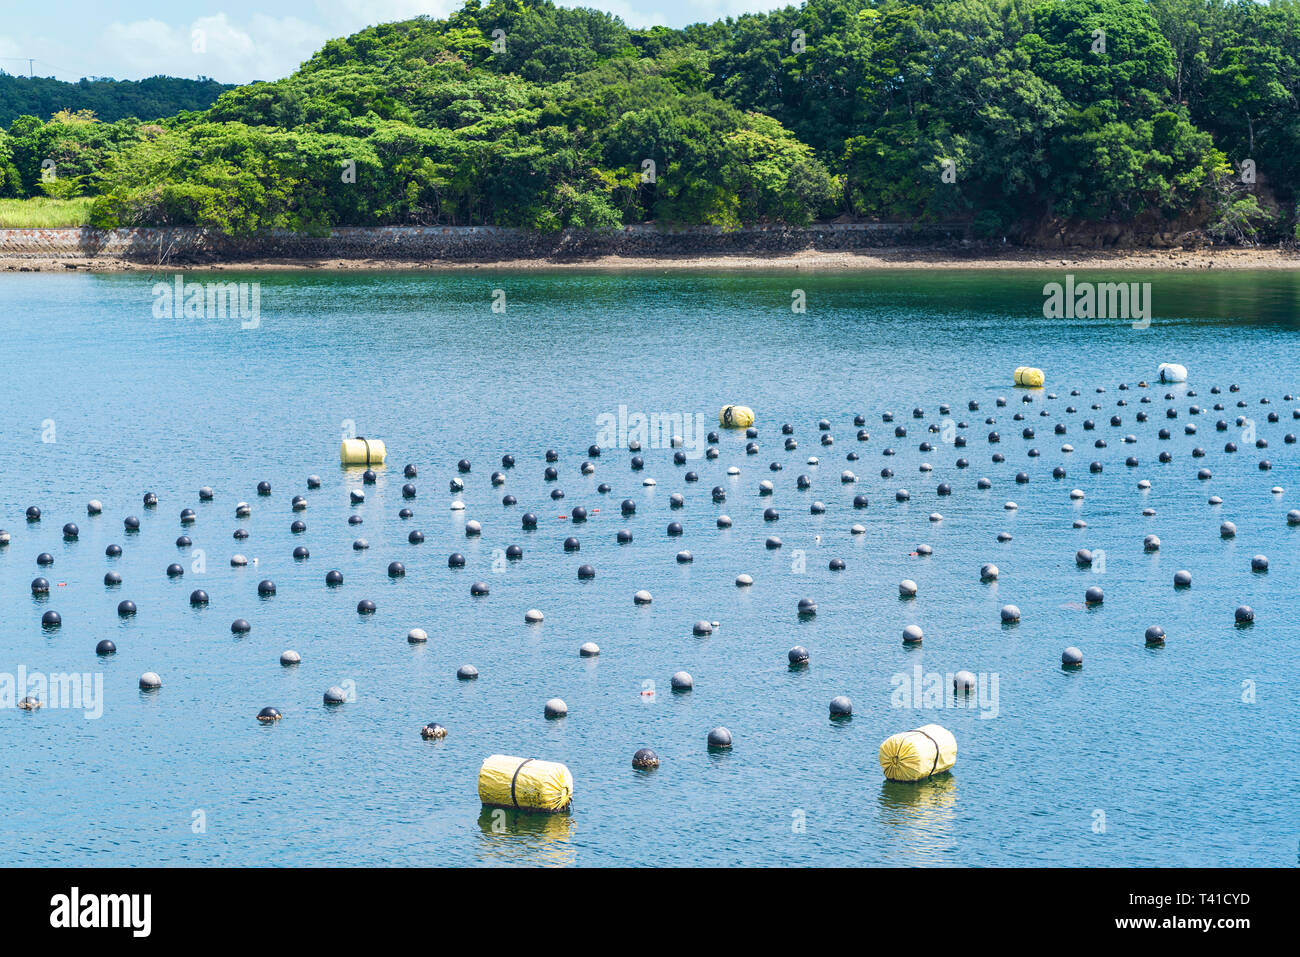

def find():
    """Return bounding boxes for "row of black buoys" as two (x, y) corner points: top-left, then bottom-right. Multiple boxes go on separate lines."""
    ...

(11, 385), (1290, 738)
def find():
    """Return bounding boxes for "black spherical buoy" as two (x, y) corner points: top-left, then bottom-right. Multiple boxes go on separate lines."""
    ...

(25, 506), (41, 522)
(522, 512), (538, 529)
(41, 610), (61, 628)
(106, 543), (122, 557)
(470, 581), (489, 596)
(632, 748), (660, 769)
(357, 599), (376, 615)
(117, 600), (137, 617)
(257, 481), (272, 496)
(293, 545), (309, 560)
(62, 523), (79, 540)
(563, 537), (580, 551)
(707, 727), (733, 751)
(124, 516), (140, 531)
(1085, 586), (1104, 605)
(31, 576), (49, 594)
(257, 707), (283, 723)
(96, 639), (116, 656)
(325, 570), (344, 586)
(231, 618), (251, 634)
(797, 597), (817, 618)
(1235, 605), (1255, 624)
(103, 571), (122, 586)
(257, 579), (276, 596)
(448, 552), (466, 568)
(189, 589), (209, 606)
(1144, 625), (1166, 645)
(388, 561), (406, 578)
(408, 530), (425, 544)
(788, 645), (809, 666)
(167, 563), (184, 578)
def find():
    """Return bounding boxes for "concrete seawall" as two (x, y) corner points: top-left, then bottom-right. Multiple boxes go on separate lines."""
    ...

(0, 223), (966, 263)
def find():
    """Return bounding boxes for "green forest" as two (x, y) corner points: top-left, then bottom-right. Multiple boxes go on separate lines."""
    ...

(0, 0), (1295, 242)
(0, 74), (231, 128)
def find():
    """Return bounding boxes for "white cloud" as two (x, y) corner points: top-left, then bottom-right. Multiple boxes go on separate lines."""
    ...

(2, 1), (786, 86)
(313, 1), (457, 32)
(97, 14), (329, 83)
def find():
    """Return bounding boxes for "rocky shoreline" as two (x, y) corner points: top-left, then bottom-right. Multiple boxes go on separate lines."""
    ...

(1, 224), (1296, 272)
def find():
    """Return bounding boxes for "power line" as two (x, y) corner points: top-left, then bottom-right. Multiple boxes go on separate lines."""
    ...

(0, 56), (83, 79)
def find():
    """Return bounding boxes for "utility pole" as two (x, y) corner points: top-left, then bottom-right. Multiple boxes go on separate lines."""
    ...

(29, 58), (34, 79)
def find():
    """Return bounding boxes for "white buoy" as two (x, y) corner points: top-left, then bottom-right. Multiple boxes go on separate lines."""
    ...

(525, 609), (544, 623)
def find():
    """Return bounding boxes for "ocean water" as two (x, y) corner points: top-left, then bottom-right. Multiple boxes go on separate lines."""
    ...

(0, 267), (1295, 867)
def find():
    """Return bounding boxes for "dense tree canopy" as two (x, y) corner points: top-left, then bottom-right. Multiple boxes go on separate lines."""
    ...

(1, 0), (1297, 239)
(0, 74), (230, 128)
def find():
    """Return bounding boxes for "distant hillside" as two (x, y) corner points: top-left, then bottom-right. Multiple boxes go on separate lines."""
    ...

(0, 73), (232, 127)
(2, 0), (1296, 244)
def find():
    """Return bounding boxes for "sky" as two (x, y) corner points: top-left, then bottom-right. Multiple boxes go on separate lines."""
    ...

(0, 1), (785, 85)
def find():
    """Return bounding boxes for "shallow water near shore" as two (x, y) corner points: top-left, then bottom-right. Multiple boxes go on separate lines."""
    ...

(0, 268), (1296, 866)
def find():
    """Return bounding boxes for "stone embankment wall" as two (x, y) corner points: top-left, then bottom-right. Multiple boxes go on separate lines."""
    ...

(0, 223), (965, 262)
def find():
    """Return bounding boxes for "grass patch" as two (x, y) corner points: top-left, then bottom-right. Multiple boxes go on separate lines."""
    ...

(0, 197), (95, 227)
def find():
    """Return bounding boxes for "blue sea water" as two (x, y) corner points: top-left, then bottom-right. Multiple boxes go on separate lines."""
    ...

(0, 267), (1295, 866)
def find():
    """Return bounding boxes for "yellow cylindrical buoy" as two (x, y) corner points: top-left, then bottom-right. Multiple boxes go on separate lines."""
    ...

(719, 405), (755, 428)
(1013, 366), (1044, 388)
(477, 754), (573, 812)
(878, 724), (957, 781)
(340, 437), (386, 466)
